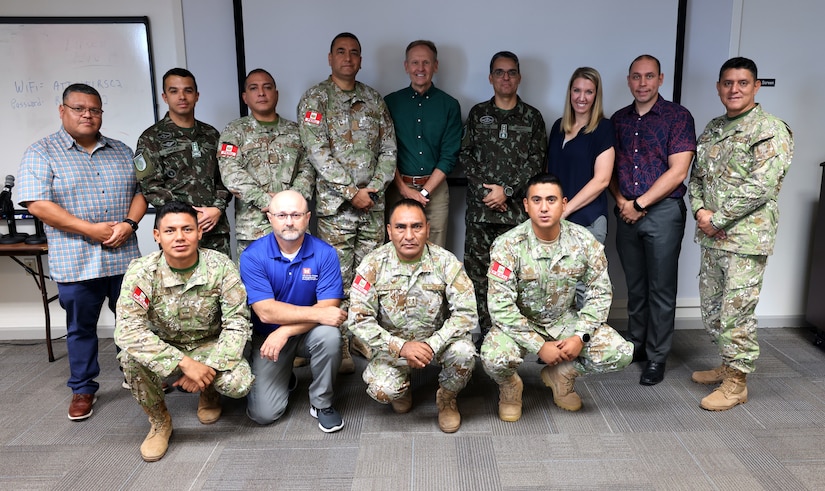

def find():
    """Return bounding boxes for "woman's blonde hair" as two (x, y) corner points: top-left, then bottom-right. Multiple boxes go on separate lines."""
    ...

(561, 66), (605, 135)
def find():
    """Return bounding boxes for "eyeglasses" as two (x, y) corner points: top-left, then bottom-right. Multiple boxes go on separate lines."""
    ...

(62, 104), (104, 117)
(270, 212), (308, 221)
(492, 69), (519, 79)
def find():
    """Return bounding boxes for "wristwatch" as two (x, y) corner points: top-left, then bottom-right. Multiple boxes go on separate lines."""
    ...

(123, 218), (139, 232)
(633, 199), (646, 212)
(503, 185), (514, 197)
(576, 332), (591, 343)
(420, 189), (430, 198)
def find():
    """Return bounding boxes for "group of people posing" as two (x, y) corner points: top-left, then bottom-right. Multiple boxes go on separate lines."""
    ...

(16, 31), (793, 463)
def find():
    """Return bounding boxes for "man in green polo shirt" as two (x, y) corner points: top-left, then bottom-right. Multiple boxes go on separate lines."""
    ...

(384, 40), (462, 248)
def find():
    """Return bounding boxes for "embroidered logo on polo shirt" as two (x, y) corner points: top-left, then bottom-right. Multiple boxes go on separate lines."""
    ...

(304, 111), (323, 125)
(219, 143), (238, 157)
(132, 286), (149, 310)
(489, 261), (512, 280)
(301, 267), (318, 281)
(352, 274), (371, 295)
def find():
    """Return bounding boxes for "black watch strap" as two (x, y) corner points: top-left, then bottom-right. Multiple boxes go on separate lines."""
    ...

(633, 199), (646, 212)
(123, 218), (139, 231)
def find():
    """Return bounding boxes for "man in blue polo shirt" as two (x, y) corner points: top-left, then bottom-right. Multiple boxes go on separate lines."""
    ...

(239, 190), (346, 432)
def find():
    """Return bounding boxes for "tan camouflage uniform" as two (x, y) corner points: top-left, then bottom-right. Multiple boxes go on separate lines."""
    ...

(688, 104), (793, 373)
(481, 220), (632, 383)
(297, 77), (397, 310)
(218, 115), (316, 255)
(115, 249), (254, 408)
(134, 113), (231, 256)
(348, 242), (477, 401)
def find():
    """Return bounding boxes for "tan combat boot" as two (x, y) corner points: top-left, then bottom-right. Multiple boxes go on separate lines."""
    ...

(541, 361), (582, 411)
(436, 387), (461, 433)
(700, 366), (748, 411)
(339, 337), (355, 374)
(498, 373), (523, 422)
(691, 365), (726, 385)
(390, 390), (413, 414)
(140, 401), (172, 462)
(351, 336), (373, 360)
(197, 384), (222, 424)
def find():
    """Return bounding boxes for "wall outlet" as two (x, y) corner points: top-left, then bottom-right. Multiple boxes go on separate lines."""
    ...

(20, 257), (37, 271)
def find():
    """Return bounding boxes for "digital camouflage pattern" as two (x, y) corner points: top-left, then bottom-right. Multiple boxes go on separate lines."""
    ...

(347, 241), (477, 399)
(115, 249), (253, 407)
(218, 115), (316, 242)
(134, 114), (231, 255)
(481, 220), (632, 382)
(297, 77), (397, 216)
(459, 97), (547, 338)
(690, 104), (792, 374)
(689, 104), (793, 256)
(698, 247), (766, 373)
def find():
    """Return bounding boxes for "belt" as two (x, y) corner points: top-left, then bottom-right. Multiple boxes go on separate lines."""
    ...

(401, 174), (430, 186)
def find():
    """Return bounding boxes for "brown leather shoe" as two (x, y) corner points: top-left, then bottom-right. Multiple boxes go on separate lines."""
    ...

(68, 393), (97, 421)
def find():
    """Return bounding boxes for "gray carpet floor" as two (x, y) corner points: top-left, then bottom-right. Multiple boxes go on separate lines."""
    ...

(2, 327), (825, 490)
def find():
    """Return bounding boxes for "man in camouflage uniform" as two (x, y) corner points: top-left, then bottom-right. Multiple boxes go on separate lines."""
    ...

(298, 32), (397, 372)
(688, 57), (793, 411)
(348, 199), (477, 433)
(460, 51), (547, 346)
(134, 68), (232, 256)
(481, 173), (632, 422)
(219, 68), (315, 257)
(115, 201), (253, 462)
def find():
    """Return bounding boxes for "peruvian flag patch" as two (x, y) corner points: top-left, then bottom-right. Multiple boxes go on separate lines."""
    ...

(219, 143), (238, 157)
(132, 286), (150, 309)
(489, 261), (512, 280)
(352, 274), (371, 295)
(304, 111), (323, 125)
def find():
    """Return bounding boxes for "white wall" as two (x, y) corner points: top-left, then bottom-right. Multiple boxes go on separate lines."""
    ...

(0, 0), (185, 338)
(2, 0), (818, 340)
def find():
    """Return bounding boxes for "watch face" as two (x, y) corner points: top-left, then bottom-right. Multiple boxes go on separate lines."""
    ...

(504, 186), (513, 197)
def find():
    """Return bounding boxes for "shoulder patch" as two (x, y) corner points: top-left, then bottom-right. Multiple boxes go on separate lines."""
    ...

(489, 261), (512, 281)
(352, 274), (371, 295)
(131, 286), (150, 310)
(133, 153), (147, 172)
(304, 111), (323, 125)
(219, 143), (238, 157)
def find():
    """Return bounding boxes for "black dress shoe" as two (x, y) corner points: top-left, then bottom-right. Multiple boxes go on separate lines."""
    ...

(640, 361), (666, 385)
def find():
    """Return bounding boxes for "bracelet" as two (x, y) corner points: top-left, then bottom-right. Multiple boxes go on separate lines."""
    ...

(123, 218), (139, 232)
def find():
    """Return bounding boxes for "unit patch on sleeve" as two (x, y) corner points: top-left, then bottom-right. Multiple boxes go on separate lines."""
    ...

(304, 111), (323, 125)
(489, 261), (512, 281)
(219, 143), (238, 157)
(132, 286), (150, 310)
(352, 274), (371, 295)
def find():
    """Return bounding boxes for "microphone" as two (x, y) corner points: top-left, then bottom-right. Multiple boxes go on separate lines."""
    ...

(0, 175), (28, 244)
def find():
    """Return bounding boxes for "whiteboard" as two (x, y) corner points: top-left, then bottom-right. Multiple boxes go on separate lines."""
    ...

(0, 17), (157, 181)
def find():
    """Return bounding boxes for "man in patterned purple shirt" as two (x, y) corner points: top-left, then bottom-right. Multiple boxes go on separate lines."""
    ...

(608, 55), (696, 386)
(17, 83), (147, 421)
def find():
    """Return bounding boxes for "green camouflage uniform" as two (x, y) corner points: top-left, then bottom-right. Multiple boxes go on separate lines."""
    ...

(481, 220), (632, 383)
(134, 113), (231, 256)
(115, 249), (254, 408)
(297, 77), (397, 312)
(217, 115), (316, 255)
(347, 242), (477, 401)
(459, 97), (547, 338)
(688, 104), (793, 373)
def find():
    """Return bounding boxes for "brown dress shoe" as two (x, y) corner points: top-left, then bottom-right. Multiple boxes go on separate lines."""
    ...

(68, 393), (97, 421)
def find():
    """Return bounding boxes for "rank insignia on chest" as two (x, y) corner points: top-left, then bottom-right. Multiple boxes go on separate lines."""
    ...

(489, 261), (512, 280)
(304, 111), (323, 125)
(132, 286), (150, 310)
(219, 143), (238, 157)
(352, 274), (371, 295)
(499, 124), (508, 139)
(191, 141), (202, 158)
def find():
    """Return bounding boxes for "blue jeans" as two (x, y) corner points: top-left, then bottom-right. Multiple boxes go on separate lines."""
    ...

(57, 275), (124, 394)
